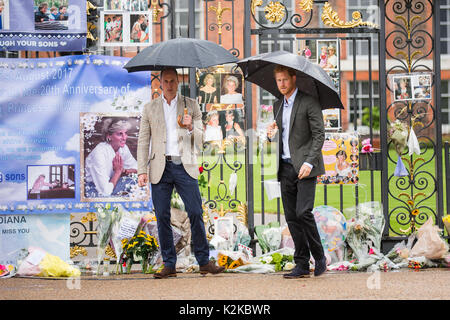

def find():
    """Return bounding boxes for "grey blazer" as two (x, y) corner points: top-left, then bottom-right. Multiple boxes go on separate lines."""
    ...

(273, 92), (325, 179)
(137, 95), (204, 184)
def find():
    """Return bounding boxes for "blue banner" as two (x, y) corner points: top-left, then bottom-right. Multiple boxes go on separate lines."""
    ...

(0, 54), (152, 214)
(0, 0), (87, 52)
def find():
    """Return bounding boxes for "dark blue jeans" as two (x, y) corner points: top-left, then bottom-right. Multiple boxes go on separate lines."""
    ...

(151, 161), (209, 269)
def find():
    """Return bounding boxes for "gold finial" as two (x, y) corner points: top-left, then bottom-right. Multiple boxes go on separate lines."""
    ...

(298, 0), (314, 12)
(264, 1), (285, 24)
(321, 2), (378, 28)
(151, 0), (163, 23)
(208, 1), (231, 35)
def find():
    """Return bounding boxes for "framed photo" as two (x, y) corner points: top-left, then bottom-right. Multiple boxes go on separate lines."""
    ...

(101, 12), (124, 45)
(197, 72), (220, 106)
(322, 108), (341, 130)
(219, 73), (244, 105)
(202, 108), (245, 143)
(100, 11), (152, 46)
(318, 132), (359, 185)
(129, 13), (151, 44)
(296, 39), (317, 62)
(411, 73), (432, 100)
(316, 39), (338, 71)
(80, 113), (148, 202)
(393, 75), (413, 101)
(27, 164), (75, 200)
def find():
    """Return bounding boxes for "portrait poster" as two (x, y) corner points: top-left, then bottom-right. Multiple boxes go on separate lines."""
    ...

(100, 11), (152, 46)
(80, 113), (143, 202)
(0, 0), (87, 51)
(197, 71), (244, 112)
(0, 54), (151, 215)
(318, 132), (359, 185)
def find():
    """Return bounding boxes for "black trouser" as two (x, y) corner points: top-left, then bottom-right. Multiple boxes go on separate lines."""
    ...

(279, 160), (325, 270)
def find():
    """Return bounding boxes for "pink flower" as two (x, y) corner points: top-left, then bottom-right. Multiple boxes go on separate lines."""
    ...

(369, 248), (375, 255)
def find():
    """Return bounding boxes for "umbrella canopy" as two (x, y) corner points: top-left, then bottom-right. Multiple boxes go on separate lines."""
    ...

(124, 37), (238, 72)
(237, 50), (344, 110)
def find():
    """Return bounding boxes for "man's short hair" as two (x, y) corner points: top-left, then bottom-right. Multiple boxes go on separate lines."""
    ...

(273, 65), (296, 77)
(160, 68), (178, 79)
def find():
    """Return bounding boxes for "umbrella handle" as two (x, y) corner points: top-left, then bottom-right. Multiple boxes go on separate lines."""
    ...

(177, 107), (189, 128)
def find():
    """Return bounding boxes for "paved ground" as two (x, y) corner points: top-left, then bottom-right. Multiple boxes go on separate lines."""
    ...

(2, 268), (450, 300)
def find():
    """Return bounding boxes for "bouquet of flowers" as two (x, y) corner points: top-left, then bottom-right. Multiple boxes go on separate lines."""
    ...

(217, 251), (246, 270)
(121, 230), (159, 273)
(388, 119), (409, 176)
(345, 202), (385, 270)
(96, 203), (124, 275)
(443, 215), (450, 236)
(255, 221), (281, 254)
(0, 264), (14, 278)
(388, 119), (409, 156)
(257, 105), (274, 150)
(260, 251), (295, 272)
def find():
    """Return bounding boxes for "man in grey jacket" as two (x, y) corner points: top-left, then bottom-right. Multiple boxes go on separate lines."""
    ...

(267, 65), (327, 278)
(137, 68), (224, 278)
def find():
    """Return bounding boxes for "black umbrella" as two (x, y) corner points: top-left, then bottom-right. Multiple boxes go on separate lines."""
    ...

(124, 38), (238, 128)
(237, 50), (344, 110)
(123, 37), (238, 72)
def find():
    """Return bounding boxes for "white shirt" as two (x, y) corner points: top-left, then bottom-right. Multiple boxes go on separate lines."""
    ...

(162, 94), (180, 156)
(281, 88), (312, 169)
(281, 88), (298, 160)
(85, 142), (137, 196)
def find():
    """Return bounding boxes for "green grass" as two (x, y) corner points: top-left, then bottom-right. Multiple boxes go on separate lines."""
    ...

(199, 142), (448, 236)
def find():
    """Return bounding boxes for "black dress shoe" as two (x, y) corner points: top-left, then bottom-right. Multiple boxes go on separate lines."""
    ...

(314, 256), (327, 277)
(283, 266), (310, 279)
(153, 266), (177, 279)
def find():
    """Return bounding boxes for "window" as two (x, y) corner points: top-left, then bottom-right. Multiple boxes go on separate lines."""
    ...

(348, 81), (380, 130)
(346, 0), (379, 56)
(442, 81), (450, 133)
(171, 0), (204, 39)
(442, 0), (450, 54)
(49, 165), (62, 184)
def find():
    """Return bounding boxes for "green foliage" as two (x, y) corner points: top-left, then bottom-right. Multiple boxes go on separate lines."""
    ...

(362, 106), (380, 130)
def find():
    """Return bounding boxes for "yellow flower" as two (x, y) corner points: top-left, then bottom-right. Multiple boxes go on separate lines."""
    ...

(218, 254), (229, 267)
(228, 259), (243, 269)
(443, 216), (450, 223)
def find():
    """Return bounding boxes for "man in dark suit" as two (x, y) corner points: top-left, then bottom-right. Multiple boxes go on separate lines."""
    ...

(267, 65), (327, 278)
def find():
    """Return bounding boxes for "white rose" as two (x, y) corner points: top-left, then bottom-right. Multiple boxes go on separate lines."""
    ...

(284, 262), (295, 271)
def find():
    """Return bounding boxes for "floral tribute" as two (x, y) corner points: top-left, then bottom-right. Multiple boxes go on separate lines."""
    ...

(121, 229), (159, 274)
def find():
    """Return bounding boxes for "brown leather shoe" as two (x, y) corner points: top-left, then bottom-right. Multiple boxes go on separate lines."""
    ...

(199, 261), (225, 275)
(153, 266), (177, 279)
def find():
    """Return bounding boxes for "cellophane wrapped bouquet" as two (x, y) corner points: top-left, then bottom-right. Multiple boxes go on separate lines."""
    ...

(345, 202), (386, 270)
